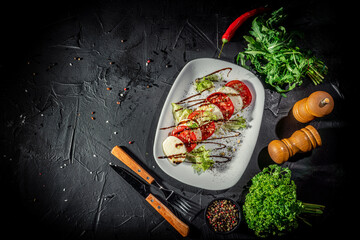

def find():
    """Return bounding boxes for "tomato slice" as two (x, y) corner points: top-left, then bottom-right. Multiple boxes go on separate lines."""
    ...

(206, 92), (234, 120)
(200, 121), (216, 140)
(187, 110), (201, 121)
(225, 80), (252, 109)
(171, 125), (197, 152)
(188, 111), (216, 140)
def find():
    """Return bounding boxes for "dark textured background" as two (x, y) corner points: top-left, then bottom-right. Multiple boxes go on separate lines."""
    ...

(0, 0), (353, 239)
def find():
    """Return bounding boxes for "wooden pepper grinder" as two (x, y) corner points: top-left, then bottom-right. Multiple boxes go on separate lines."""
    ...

(292, 91), (334, 123)
(268, 125), (322, 164)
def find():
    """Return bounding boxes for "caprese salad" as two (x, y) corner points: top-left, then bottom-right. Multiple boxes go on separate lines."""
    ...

(161, 72), (252, 173)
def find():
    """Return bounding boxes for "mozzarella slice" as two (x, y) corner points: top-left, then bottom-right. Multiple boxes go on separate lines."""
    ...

(218, 86), (243, 113)
(162, 136), (186, 165)
(196, 104), (223, 125)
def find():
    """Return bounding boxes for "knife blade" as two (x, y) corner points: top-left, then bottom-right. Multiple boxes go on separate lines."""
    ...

(109, 164), (189, 237)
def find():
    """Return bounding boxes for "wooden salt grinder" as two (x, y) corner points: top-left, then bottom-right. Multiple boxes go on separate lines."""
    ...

(292, 91), (334, 123)
(268, 125), (322, 164)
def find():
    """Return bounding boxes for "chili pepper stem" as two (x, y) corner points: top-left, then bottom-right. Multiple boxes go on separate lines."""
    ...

(218, 39), (228, 58)
(218, 42), (225, 58)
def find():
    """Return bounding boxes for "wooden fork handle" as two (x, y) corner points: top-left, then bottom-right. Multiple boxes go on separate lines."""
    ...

(111, 146), (154, 184)
(146, 193), (190, 237)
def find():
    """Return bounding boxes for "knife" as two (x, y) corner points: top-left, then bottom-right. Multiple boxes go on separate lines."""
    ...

(111, 146), (201, 222)
(109, 164), (190, 237)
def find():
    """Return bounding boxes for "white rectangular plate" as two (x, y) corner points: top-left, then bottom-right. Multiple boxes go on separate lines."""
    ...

(153, 58), (264, 190)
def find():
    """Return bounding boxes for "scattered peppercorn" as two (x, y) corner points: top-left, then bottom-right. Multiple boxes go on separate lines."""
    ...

(205, 199), (239, 233)
(146, 59), (152, 66)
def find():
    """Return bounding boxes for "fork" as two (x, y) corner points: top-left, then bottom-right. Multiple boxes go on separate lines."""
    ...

(111, 146), (201, 222)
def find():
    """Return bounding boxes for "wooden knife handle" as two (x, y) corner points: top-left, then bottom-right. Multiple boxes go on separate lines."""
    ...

(145, 193), (189, 237)
(111, 146), (154, 184)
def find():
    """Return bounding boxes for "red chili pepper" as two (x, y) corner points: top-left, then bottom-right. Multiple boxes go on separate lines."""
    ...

(218, 7), (269, 58)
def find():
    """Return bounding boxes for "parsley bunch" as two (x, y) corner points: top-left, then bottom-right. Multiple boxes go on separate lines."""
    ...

(243, 165), (324, 237)
(237, 8), (327, 96)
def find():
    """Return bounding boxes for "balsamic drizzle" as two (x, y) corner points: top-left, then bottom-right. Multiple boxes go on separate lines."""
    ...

(195, 67), (232, 81)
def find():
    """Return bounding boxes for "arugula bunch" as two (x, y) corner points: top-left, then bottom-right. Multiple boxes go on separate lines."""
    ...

(243, 165), (324, 237)
(237, 8), (327, 96)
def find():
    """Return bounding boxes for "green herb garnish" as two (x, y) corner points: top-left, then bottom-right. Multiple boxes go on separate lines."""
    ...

(222, 115), (247, 131)
(194, 74), (220, 93)
(182, 120), (199, 129)
(244, 165), (325, 238)
(186, 146), (214, 174)
(171, 103), (193, 125)
(195, 105), (219, 125)
(237, 8), (327, 96)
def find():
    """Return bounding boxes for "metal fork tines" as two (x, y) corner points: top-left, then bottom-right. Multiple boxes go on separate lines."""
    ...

(153, 180), (201, 222)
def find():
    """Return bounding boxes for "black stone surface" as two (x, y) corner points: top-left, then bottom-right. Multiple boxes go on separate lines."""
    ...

(0, 0), (353, 239)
